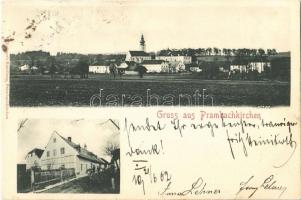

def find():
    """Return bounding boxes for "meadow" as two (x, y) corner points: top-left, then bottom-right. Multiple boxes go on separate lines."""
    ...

(9, 75), (290, 107)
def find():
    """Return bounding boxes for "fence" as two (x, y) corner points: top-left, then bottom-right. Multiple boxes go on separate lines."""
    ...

(32, 168), (76, 190)
(17, 164), (31, 193)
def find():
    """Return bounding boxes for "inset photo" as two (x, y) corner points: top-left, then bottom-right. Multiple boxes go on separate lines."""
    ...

(17, 119), (120, 194)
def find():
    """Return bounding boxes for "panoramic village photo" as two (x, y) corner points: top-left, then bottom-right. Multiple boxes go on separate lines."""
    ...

(4, 2), (291, 106)
(17, 119), (120, 193)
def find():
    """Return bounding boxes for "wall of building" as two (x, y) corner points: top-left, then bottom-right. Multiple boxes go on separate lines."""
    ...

(75, 157), (100, 176)
(157, 56), (192, 64)
(40, 133), (79, 171)
(89, 66), (108, 74)
(25, 153), (41, 170)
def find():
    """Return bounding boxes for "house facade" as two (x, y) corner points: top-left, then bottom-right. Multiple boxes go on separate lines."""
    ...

(25, 148), (44, 170)
(230, 62), (270, 73)
(39, 132), (107, 176)
(141, 60), (169, 73)
(157, 55), (192, 64)
(125, 51), (152, 63)
(19, 64), (30, 71)
(89, 65), (109, 74)
(169, 61), (186, 73)
(248, 62), (270, 73)
(230, 65), (247, 73)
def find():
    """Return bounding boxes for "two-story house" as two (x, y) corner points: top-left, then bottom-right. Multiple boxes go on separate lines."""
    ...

(39, 131), (108, 176)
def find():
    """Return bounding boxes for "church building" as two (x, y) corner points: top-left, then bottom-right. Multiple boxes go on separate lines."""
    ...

(125, 34), (151, 63)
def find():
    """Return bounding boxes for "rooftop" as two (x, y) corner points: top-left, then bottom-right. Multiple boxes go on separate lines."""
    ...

(57, 132), (108, 164)
(141, 60), (165, 65)
(27, 148), (44, 158)
(129, 51), (150, 57)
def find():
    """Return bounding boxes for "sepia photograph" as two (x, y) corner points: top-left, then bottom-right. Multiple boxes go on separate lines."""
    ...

(2, 1), (291, 107)
(17, 119), (120, 193)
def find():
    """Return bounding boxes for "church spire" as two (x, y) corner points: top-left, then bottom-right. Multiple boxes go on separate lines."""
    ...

(140, 34), (146, 51)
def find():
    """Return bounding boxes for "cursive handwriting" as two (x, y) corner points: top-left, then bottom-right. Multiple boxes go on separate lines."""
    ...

(236, 174), (287, 198)
(160, 176), (221, 196)
(226, 129), (297, 167)
(124, 117), (166, 135)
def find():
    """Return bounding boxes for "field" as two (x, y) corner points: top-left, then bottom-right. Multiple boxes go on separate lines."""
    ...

(9, 74), (290, 107)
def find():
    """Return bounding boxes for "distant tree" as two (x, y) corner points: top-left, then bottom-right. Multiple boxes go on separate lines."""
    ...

(109, 64), (118, 79)
(258, 48), (265, 57)
(200, 62), (219, 79)
(250, 49), (257, 57)
(135, 65), (148, 78)
(271, 49), (277, 55)
(77, 56), (89, 78)
(103, 141), (119, 159)
(206, 47), (212, 56)
(48, 57), (57, 78)
(213, 47), (221, 56)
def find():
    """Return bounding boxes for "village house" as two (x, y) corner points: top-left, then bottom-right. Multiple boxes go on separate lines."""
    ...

(184, 63), (201, 73)
(230, 62), (270, 73)
(248, 62), (270, 73)
(168, 61), (186, 73)
(39, 131), (108, 176)
(141, 60), (169, 73)
(157, 54), (192, 64)
(230, 64), (247, 73)
(25, 148), (44, 170)
(89, 65), (109, 74)
(118, 61), (139, 75)
(19, 64), (30, 71)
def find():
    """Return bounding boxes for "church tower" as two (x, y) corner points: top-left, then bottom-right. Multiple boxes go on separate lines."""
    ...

(140, 34), (146, 51)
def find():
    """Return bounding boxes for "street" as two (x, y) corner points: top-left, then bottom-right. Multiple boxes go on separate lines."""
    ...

(41, 176), (115, 193)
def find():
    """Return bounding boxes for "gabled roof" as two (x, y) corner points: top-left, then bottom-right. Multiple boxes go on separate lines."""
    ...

(121, 61), (139, 71)
(142, 60), (165, 65)
(129, 51), (150, 57)
(27, 148), (44, 158)
(56, 132), (107, 164)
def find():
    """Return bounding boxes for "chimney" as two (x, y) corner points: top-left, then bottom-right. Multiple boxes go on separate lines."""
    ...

(76, 145), (81, 152)
(67, 137), (72, 142)
(84, 144), (87, 149)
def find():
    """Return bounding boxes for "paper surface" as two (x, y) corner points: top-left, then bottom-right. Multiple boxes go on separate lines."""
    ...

(1, 0), (300, 199)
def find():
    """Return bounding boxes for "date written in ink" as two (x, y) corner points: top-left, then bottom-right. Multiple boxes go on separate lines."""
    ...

(132, 160), (172, 195)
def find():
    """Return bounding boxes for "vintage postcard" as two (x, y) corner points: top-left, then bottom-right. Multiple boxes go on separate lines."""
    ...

(1, 0), (300, 199)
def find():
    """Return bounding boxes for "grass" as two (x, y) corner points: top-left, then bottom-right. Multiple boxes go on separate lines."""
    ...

(9, 75), (290, 106)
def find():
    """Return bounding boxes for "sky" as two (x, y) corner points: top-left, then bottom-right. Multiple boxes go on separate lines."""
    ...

(17, 119), (120, 164)
(2, 0), (292, 54)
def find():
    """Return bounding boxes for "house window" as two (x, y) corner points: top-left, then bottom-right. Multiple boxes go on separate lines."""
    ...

(47, 164), (51, 170)
(53, 138), (56, 143)
(53, 149), (57, 156)
(60, 147), (65, 154)
(47, 151), (50, 157)
(81, 164), (83, 171)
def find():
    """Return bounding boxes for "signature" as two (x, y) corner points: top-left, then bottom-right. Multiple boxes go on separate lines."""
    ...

(236, 174), (287, 198)
(160, 176), (221, 196)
